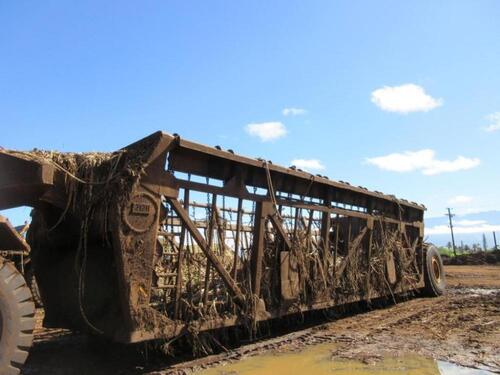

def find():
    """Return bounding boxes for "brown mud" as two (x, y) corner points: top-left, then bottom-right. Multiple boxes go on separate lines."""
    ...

(22, 265), (500, 374)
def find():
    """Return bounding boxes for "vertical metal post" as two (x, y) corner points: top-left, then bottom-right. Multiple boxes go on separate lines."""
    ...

(215, 208), (227, 256)
(333, 220), (339, 280)
(250, 201), (270, 297)
(306, 209), (314, 252)
(203, 194), (217, 307)
(320, 207), (330, 273)
(232, 198), (243, 280)
(347, 218), (352, 250)
(494, 231), (498, 250)
(365, 218), (374, 300)
(174, 189), (189, 319)
(293, 207), (300, 239)
(306, 210), (314, 235)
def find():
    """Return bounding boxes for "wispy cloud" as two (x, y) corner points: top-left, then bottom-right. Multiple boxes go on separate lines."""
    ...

(371, 84), (442, 113)
(483, 112), (500, 132)
(448, 195), (474, 205)
(454, 219), (486, 226)
(282, 107), (307, 116)
(366, 149), (480, 175)
(245, 121), (287, 142)
(290, 158), (325, 171)
(426, 222), (500, 235)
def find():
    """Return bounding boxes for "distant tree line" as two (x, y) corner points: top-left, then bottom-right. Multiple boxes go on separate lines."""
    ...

(438, 232), (499, 257)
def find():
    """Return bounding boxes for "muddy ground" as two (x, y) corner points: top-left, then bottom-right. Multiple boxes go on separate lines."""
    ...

(22, 265), (500, 374)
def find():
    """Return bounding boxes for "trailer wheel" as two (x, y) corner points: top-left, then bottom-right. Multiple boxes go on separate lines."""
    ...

(0, 260), (35, 375)
(422, 245), (446, 296)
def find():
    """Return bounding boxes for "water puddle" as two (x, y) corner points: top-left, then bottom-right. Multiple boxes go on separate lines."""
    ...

(438, 361), (493, 374)
(200, 344), (494, 375)
(451, 288), (499, 296)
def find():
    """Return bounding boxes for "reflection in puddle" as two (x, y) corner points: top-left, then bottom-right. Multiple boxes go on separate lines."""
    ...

(200, 344), (494, 375)
(438, 361), (493, 375)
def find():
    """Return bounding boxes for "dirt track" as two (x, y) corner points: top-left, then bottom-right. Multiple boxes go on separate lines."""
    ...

(22, 265), (500, 374)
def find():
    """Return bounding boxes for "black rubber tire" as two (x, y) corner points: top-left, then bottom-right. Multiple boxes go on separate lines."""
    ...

(25, 268), (43, 308)
(0, 259), (35, 375)
(422, 245), (446, 296)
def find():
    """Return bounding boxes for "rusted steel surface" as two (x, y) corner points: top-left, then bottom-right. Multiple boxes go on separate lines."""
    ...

(0, 215), (30, 253)
(0, 215), (33, 282)
(0, 131), (426, 343)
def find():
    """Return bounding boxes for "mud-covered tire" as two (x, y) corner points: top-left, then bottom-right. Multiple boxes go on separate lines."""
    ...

(0, 260), (35, 375)
(25, 268), (43, 308)
(422, 245), (446, 296)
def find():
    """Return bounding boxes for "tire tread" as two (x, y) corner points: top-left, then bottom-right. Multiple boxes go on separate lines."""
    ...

(0, 260), (35, 375)
(422, 246), (446, 297)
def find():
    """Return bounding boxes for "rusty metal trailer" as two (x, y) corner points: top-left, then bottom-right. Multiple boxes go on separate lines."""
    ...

(0, 131), (445, 372)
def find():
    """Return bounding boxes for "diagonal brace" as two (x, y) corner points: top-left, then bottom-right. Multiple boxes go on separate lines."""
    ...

(168, 197), (245, 304)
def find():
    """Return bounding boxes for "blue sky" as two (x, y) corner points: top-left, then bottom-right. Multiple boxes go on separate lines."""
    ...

(1, 1), (499, 236)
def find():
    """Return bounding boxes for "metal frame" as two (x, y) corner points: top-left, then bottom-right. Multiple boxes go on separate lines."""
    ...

(0, 131), (426, 343)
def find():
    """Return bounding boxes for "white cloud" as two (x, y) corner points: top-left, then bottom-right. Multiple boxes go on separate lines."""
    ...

(245, 122), (287, 142)
(366, 149), (480, 175)
(448, 195), (473, 205)
(290, 159), (325, 171)
(371, 84), (443, 113)
(282, 107), (307, 116)
(454, 219), (486, 226)
(483, 112), (500, 132)
(426, 223), (500, 235)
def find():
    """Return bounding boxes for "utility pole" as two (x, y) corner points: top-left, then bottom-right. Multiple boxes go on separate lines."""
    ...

(494, 231), (498, 250)
(446, 208), (457, 257)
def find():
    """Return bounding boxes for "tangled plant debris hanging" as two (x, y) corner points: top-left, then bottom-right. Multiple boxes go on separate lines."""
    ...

(0, 131), (440, 357)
